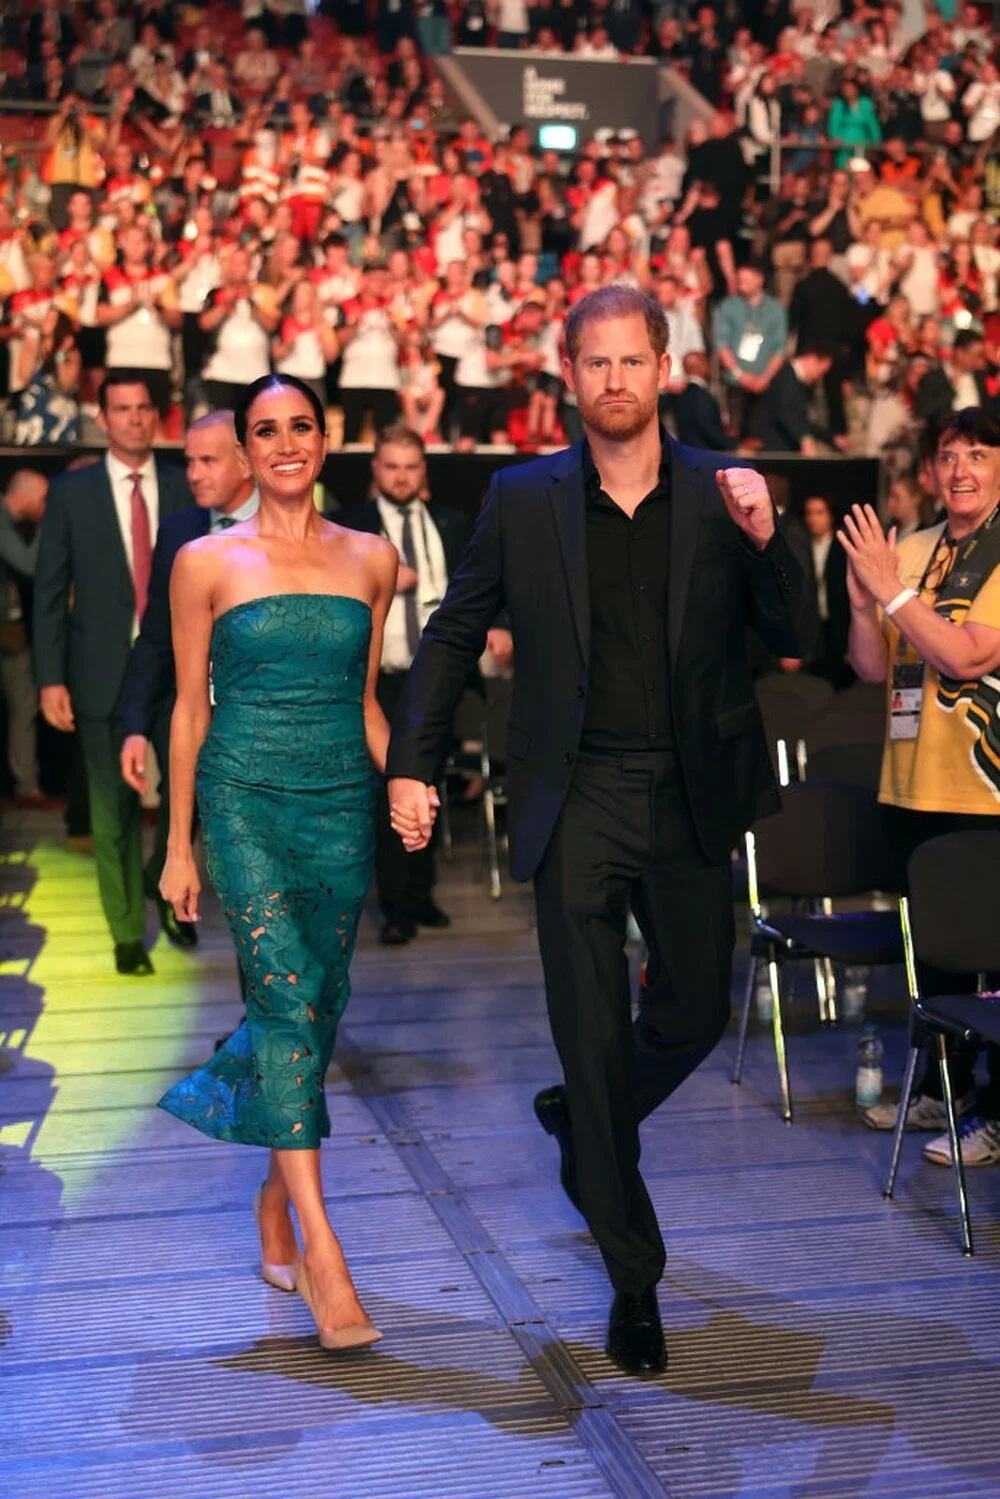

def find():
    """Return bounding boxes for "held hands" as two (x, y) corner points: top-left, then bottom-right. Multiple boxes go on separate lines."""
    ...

(715, 468), (775, 550)
(388, 777), (441, 852)
(837, 504), (899, 609)
(160, 849), (201, 925)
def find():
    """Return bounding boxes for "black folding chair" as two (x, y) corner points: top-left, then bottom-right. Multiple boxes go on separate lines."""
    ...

(439, 678), (511, 900)
(885, 831), (1000, 1256)
(733, 780), (903, 1123)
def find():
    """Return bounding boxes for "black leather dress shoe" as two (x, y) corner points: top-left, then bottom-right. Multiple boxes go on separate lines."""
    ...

(410, 901), (451, 928)
(115, 941), (154, 976)
(157, 896), (198, 949)
(380, 919), (416, 946)
(533, 1084), (583, 1214)
(606, 1288), (668, 1376)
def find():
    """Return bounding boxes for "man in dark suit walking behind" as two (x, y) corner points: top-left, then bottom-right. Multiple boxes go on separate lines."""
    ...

(340, 423), (508, 944)
(33, 372), (192, 975)
(119, 410), (259, 945)
(388, 287), (815, 1375)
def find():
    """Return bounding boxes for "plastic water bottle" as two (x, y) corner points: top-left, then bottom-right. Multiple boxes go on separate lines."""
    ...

(855, 1025), (884, 1108)
(842, 966), (869, 1023)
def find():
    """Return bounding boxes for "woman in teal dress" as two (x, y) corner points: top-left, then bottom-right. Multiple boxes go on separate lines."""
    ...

(158, 374), (406, 1350)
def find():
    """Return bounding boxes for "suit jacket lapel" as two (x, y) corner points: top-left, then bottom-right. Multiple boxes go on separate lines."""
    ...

(667, 438), (703, 669)
(547, 443), (590, 666)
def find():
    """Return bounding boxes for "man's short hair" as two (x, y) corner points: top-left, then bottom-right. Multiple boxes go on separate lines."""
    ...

(187, 409), (237, 436)
(936, 408), (1000, 451)
(952, 328), (984, 355)
(564, 285), (669, 363)
(374, 422), (425, 457)
(98, 369), (153, 412)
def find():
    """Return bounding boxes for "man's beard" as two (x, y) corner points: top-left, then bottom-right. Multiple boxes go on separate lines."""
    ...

(577, 390), (659, 441)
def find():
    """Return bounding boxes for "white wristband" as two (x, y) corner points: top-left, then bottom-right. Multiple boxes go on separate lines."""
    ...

(884, 587), (918, 617)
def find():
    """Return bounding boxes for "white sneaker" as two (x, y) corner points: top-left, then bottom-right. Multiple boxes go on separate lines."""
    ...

(862, 1091), (974, 1132)
(923, 1115), (1000, 1167)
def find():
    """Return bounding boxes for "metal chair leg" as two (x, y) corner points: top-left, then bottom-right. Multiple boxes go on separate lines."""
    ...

(480, 738), (501, 901)
(813, 957), (829, 1025)
(884, 1044), (921, 1199)
(732, 953), (757, 1085)
(937, 1034), (974, 1257)
(769, 953), (793, 1124)
(823, 957), (838, 1026)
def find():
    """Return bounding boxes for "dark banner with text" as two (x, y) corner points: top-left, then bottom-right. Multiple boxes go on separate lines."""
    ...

(450, 49), (660, 150)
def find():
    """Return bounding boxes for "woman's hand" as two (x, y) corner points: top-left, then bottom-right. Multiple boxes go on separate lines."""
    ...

(837, 504), (901, 608)
(844, 555), (876, 613)
(160, 850), (201, 924)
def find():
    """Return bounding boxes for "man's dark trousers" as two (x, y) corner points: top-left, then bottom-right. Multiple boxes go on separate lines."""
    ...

(376, 669), (435, 921)
(533, 746), (733, 1294)
(76, 706), (146, 944)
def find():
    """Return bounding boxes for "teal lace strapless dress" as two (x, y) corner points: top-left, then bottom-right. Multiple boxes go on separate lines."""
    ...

(158, 594), (375, 1149)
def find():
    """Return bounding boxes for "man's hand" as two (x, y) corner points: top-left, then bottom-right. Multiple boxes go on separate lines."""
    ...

(396, 563), (419, 594)
(388, 777), (440, 852)
(486, 627), (513, 667)
(40, 684), (74, 733)
(716, 467), (775, 550)
(778, 657), (803, 673)
(121, 734), (150, 794)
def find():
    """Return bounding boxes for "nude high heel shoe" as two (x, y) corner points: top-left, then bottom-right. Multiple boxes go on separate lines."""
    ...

(252, 1185), (299, 1293)
(296, 1261), (383, 1351)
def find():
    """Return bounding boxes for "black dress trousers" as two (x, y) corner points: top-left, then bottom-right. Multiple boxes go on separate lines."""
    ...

(533, 746), (734, 1295)
(376, 669), (435, 921)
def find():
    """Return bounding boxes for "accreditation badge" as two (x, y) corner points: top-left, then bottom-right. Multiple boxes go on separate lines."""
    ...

(889, 661), (924, 741)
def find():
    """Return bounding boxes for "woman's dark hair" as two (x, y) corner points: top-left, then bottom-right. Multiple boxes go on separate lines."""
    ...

(41, 313), (77, 378)
(936, 408), (1000, 452)
(233, 374), (326, 445)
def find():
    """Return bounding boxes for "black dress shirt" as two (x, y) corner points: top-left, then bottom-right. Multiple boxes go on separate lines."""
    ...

(580, 440), (674, 751)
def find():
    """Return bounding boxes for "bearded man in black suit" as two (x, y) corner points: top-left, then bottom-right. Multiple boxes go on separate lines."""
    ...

(387, 286), (816, 1375)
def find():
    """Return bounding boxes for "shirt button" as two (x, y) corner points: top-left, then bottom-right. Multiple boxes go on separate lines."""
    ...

(643, 632), (652, 642)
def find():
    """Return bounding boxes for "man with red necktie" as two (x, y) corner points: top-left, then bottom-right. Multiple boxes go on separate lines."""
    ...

(33, 373), (191, 974)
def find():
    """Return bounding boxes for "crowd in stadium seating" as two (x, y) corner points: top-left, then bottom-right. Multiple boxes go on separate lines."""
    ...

(0, 0), (996, 468)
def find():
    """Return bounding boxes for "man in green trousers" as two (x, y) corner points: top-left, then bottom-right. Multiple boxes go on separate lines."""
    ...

(33, 372), (192, 974)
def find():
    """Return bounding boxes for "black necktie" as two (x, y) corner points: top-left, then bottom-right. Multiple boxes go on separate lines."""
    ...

(216, 515), (238, 530)
(399, 505), (421, 660)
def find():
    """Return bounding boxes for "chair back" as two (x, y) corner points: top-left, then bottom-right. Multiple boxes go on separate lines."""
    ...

(752, 780), (897, 900)
(805, 741), (883, 791)
(907, 831), (1000, 975)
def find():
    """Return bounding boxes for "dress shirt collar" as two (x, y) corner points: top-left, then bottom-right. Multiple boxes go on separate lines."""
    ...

(106, 450), (155, 488)
(212, 487), (260, 530)
(582, 428), (672, 508)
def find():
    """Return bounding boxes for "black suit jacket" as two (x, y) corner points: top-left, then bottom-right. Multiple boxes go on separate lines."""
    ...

(673, 381), (735, 452)
(915, 366), (998, 427)
(789, 267), (853, 356)
(120, 504), (211, 739)
(336, 498), (473, 582)
(33, 458), (192, 719)
(753, 362), (819, 452)
(816, 532), (850, 668)
(386, 440), (817, 880)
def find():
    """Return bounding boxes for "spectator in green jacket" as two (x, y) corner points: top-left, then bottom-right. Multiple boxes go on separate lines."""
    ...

(828, 80), (882, 169)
